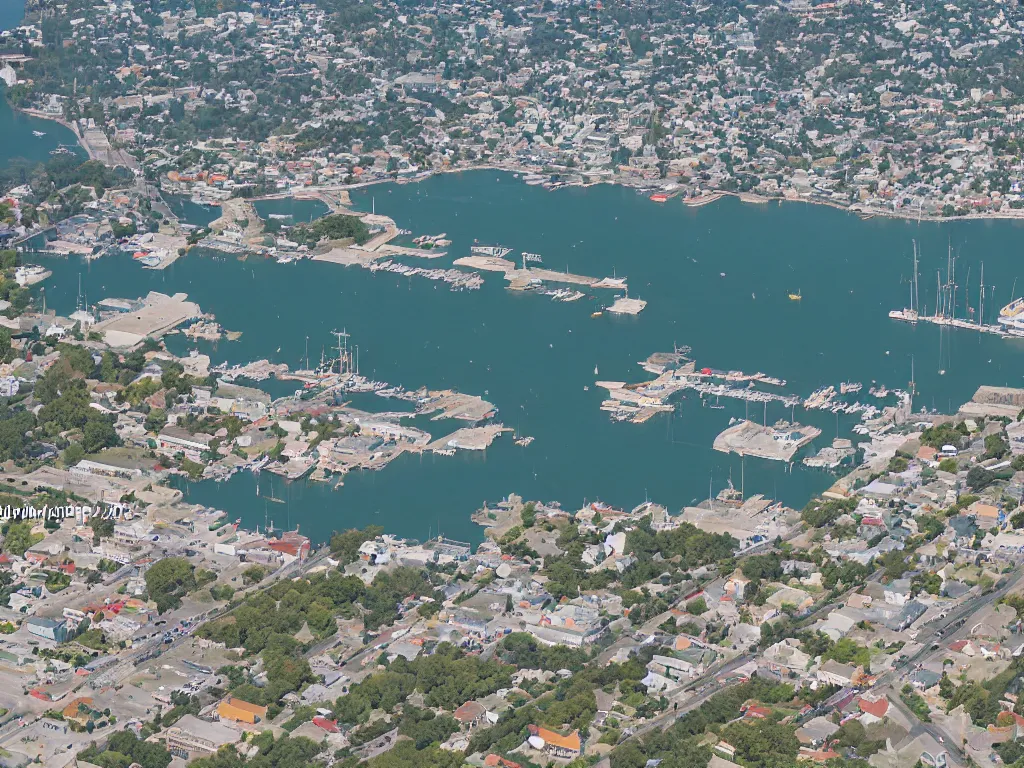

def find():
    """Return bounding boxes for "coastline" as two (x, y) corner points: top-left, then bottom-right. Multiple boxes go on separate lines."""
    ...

(8, 102), (92, 159)
(340, 162), (1024, 225)
(7, 101), (1021, 228)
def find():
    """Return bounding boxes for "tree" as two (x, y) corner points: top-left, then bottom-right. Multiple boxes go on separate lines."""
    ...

(145, 408), (167, 433)
(0, 409), (36, 461)
(82, 415), (119, 453)
(145, 557), (197, 613)
(966, 465), (996, 491)
(3, 521), (40, 556)
(329, 526), (384, 564)
(62, 442), (85, 466)
(685, 597), (707, 615)
(939, 672), (955, 700)
(719, 718), (800, 766)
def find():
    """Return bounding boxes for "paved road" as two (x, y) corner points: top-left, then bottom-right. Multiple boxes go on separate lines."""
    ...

(867, 571), (1024, 767)
(886, 689), (964, 765)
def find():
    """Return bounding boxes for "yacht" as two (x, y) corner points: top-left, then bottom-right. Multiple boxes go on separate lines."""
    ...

(999, 297), (1024, 337)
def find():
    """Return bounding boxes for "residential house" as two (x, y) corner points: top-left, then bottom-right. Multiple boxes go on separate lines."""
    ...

(762, 638), (811, 676)
(857, 695), (890, 725)
(817, 660), (864, 688)
(453, 700), (488, 729)
(526, 725), (582, 759)
(217, 697), (267, 725)
(883, 579), (912, 607)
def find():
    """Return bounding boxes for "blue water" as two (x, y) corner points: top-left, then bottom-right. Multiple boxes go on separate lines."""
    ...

(0, 0), (24, 31)
(27, 172), (1024, 545)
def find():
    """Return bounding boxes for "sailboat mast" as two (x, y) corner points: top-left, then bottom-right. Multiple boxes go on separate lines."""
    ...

(951, 246), (956, 322)
(980, 262), (985, 328)
(914, 244), (920, 317)
(964, 264), (971, 319)
(909, 241), (915, 314)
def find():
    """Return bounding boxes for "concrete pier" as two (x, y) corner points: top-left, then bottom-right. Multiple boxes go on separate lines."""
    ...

(713, 420), (821, 461)
(452, 255), (621, 290)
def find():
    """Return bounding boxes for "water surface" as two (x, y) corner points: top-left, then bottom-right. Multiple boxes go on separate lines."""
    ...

(27, 173), (1024, 544)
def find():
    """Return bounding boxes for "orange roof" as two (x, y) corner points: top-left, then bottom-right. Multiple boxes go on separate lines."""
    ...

(973, 503), (999, 519)
(219, 697), (268, 720)
(529, 725), (581, 751)
(857, 696), (889, 719)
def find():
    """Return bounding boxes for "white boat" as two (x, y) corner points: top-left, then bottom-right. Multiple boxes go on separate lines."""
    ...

(14, 265), (51, 286)
(32, 130), (46, 138)
(999, 297), (1024, 336)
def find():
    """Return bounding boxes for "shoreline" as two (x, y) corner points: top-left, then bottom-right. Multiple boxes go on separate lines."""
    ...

(9, 98), (1023, 229)
(337, 163), (1024, 226)
(9, 103), (94, 160)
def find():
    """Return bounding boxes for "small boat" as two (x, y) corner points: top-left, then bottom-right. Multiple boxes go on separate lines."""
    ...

(594, 365), (599, 376)
(32, 130), (46, 138)
(591, 311), (603, 318)
(789, 290), (802, 301)
(649, 193), (668, 203)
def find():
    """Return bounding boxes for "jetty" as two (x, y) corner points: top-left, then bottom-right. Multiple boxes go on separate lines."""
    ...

(452, 255), (624, 291)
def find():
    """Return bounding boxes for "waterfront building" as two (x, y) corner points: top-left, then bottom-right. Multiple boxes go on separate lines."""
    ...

(164, 714), (241, 759)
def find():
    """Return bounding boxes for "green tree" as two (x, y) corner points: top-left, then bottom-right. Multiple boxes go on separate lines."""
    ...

(3, 521), (40, 556)
(329, 525), (384, 564)
(685, 597), (707, 615)
(967, 465), (996, 491)
(145, 557), (197, 613)
(145, 408), (167, 433)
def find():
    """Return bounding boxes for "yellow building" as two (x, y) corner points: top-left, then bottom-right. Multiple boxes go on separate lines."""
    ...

(217, 697), (267, 725)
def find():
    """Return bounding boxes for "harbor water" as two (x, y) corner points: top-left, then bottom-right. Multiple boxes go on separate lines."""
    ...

(0, 1), (86, 165)
(24, 172), (1024, 545)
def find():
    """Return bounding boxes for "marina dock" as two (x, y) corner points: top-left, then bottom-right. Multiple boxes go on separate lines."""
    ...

(452, 254), (624, 291)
